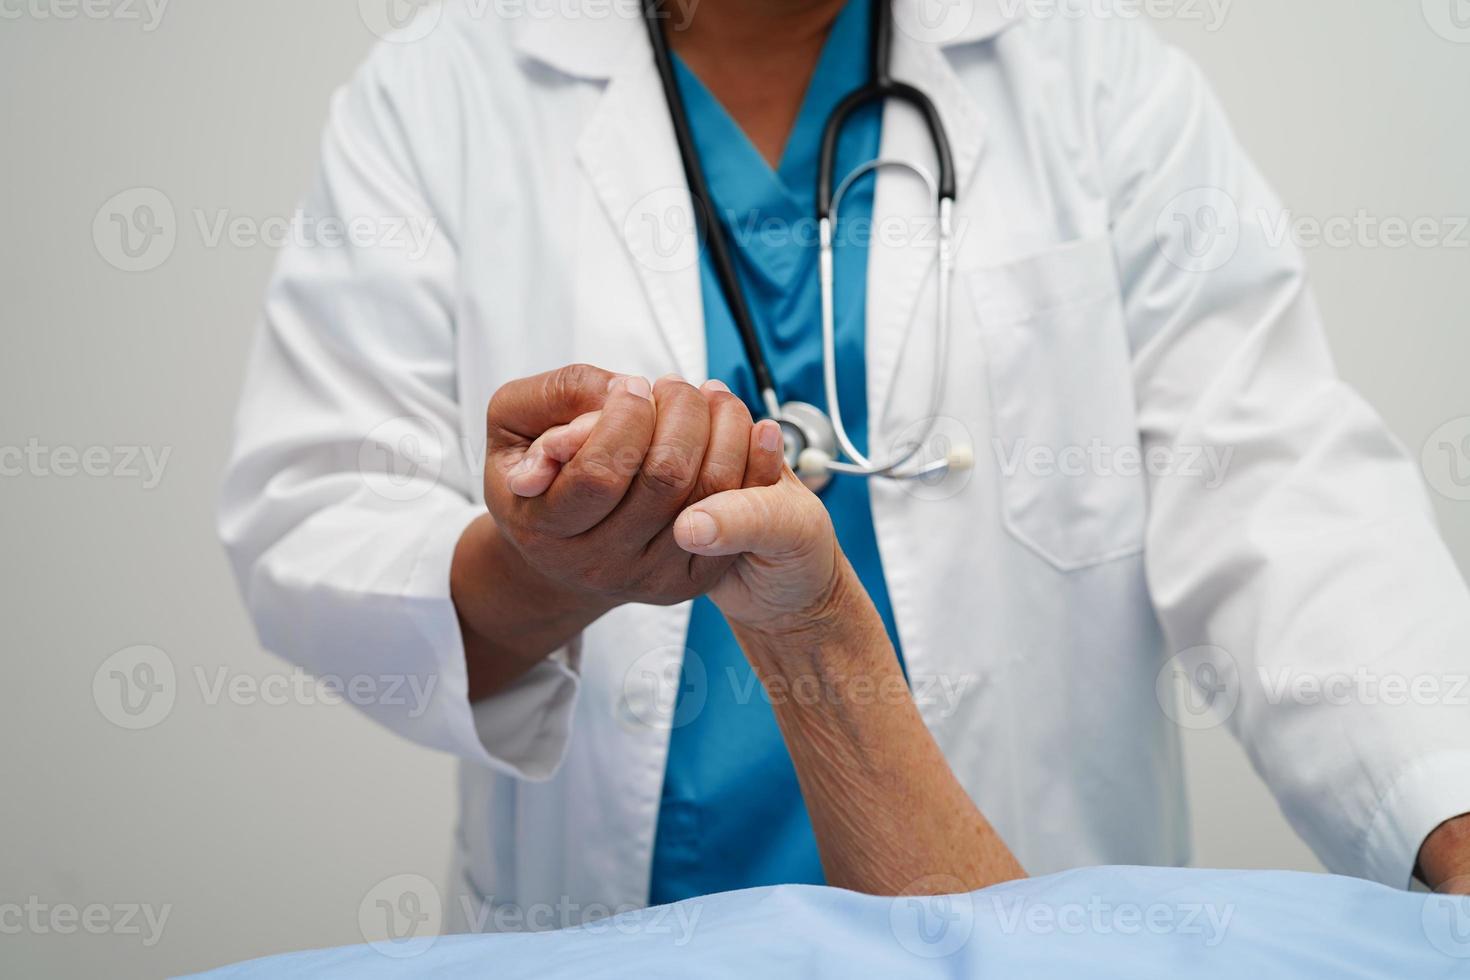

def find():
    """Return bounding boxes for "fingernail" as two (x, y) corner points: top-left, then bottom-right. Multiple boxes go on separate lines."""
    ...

(679, 511), (718, 548)
(507, 450), (545, 496)
(605, 375), (627, 393)
(509, 452), (539, 478)
(758, 421), (782, 453)
(622, 376), (653, 400)
(701, 379), (730, 394)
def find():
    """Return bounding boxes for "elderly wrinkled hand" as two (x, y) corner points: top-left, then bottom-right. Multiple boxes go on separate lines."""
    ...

(670, 462), (843, 635)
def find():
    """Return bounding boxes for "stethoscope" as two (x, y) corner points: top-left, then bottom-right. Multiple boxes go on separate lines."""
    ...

(642, 0), (971, 490)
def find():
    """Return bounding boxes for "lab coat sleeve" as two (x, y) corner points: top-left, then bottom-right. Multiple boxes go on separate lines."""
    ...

(1091, 19), (1470, 884)
(217, 35), (580, 781)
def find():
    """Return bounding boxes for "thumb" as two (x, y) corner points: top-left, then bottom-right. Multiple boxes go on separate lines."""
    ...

(673, 471), (827, 558)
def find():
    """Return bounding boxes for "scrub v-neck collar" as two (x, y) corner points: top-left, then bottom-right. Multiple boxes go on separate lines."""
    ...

(670, 0), (873, 287)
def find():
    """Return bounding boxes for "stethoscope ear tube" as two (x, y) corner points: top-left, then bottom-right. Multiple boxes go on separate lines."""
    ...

(644, 0), (967, 485)
(815, 81), (955, 220)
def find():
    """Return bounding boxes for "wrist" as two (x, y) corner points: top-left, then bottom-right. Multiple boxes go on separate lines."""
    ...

(733, 546), (853, 632)
(1418, 813), (1470, 892)
(730, 558), (875, 674)
(452, 516), (614, 656)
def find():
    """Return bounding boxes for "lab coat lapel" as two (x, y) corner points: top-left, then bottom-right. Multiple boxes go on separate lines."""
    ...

(866, 35), (989, 438)
(575, 41), (708, 383)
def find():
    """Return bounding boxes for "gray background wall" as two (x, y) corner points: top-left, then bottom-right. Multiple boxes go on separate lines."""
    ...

(2, 2), (1467, 976)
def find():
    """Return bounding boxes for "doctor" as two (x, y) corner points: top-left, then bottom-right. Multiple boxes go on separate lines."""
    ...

(219, 0), (1470, 921)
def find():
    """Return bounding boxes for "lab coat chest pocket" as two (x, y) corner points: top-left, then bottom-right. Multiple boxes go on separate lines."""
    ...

(967, 236), (1146, 571)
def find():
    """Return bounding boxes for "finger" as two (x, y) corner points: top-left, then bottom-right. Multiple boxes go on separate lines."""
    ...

(690, 381), (753, 502)
(540, 411), (602, 463)
(673, 470), (826, 558)
(506, 411), (601, 498)
(601, 375), (711, 544)
(536, 376), (657, 535)
(742, 418), (785, 489)
(486, 363), (621, 448)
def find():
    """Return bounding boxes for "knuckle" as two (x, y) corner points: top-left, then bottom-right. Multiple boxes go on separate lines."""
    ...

(710, 389), (751, 418)
(640, 445), (699, 495)
(560, 362), (599, 391)
(700, 446), (745, 485)
(548, 363), (598, 408)
(564, 454), (625, 502)
(485, 384), (513, 429)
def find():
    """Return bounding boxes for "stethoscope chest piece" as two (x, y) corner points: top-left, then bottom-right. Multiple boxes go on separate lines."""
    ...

(776, 401), (838, 493)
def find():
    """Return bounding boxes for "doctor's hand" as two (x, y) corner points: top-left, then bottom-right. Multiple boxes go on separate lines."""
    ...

(457, 364), (779, 698)
(476, 365), (779, 601)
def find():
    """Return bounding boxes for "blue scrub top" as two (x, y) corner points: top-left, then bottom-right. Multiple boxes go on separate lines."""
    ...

(649, 0), (904, 905)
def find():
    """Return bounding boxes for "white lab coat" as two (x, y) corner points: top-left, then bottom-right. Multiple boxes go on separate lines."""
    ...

(219, 0), (1470, 921)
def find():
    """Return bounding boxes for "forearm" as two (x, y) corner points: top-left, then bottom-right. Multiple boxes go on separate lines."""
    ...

(451, 514), (614, 702)
(732, 565), (1025, 896)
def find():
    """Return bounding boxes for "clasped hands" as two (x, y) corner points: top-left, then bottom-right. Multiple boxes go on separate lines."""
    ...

(483, 364), (848, 636)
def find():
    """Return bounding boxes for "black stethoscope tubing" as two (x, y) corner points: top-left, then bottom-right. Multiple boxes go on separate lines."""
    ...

(641, 0), (954, 413)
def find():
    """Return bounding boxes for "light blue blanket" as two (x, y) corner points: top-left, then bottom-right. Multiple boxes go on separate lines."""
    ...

(190, 867), (1470, 978)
